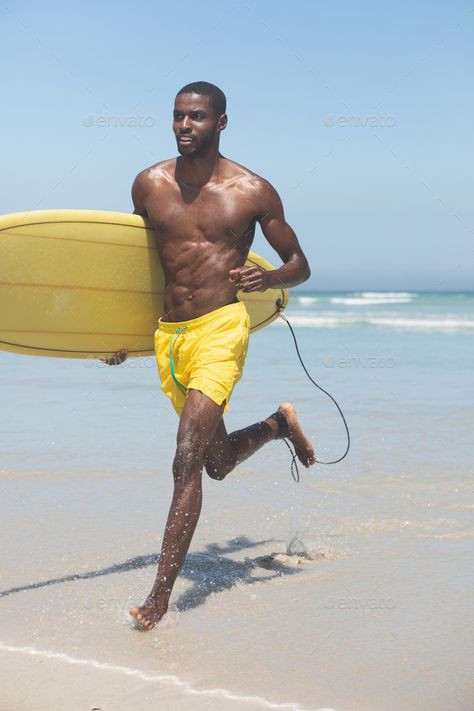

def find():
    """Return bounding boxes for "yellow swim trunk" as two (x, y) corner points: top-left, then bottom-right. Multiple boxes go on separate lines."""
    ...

(154, 301), (250, 416)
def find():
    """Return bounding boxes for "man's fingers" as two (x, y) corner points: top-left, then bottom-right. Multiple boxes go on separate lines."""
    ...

(240, 274), (263, 285)
(230, 267), (266, 292)
(229, 267), (261, 282)
(100, 348), (128, 365)
(239, 275), (264, 290)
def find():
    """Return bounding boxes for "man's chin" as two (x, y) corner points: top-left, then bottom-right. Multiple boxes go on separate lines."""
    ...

(177, 141), (198, 156)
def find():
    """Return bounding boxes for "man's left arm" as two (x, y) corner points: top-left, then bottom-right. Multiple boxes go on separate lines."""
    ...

(229, 181), (311, 292)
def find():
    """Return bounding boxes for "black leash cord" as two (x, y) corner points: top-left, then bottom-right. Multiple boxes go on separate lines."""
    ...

(278, 308), (351, 467)
(282, 437), (301, 483)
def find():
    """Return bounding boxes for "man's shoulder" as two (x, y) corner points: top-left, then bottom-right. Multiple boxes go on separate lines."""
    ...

(222, 157), (276, 197)
(133, 158), (176, 187)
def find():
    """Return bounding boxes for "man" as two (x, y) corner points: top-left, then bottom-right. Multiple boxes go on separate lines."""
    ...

(105, 81), (315, 630)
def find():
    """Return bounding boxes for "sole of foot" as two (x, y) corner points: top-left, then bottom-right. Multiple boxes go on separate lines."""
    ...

(278, 402), (316, 467)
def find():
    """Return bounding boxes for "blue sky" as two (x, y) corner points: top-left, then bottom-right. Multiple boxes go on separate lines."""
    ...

(1, 0), (473, 290)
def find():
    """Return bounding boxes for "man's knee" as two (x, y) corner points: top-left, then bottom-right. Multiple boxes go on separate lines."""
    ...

(204, 450), (235, 481)
(173, 434), (206, 482)
(205, 461), (228, 481)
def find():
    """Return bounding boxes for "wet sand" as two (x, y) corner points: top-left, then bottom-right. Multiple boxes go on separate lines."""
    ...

(1, 467), (472, 711)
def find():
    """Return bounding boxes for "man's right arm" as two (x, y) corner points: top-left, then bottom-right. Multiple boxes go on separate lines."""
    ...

(100, 172), (148, 366)
(131, 172), (148, 216)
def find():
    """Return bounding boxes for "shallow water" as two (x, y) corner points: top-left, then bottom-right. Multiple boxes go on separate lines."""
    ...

(1, 291), (473, 710)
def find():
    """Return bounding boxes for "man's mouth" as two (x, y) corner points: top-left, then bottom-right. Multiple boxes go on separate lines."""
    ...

(178, 136), (194, 143)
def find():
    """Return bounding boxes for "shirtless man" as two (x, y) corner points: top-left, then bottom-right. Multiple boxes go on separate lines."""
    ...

(105, 81), (315, 630)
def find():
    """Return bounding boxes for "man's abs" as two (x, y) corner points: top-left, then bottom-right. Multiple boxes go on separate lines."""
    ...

(162, 282), (240, 322)
(160, 241), (246, 322)
(136, 159), (262, 320)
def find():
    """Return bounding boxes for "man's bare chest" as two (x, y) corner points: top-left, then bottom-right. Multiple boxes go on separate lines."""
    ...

(145, 188), (257, 244)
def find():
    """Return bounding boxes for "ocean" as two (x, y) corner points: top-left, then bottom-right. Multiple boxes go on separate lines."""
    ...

(1, 290), (473, 711)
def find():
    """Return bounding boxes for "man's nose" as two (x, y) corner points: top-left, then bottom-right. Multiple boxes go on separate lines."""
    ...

(181, 116), (191, 130)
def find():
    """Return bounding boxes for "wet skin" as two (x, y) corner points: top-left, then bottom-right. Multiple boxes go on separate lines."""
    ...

(131, 93), (310, 322)
(103, 93), (315, 630)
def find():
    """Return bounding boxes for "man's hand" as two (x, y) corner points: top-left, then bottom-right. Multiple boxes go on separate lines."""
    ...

(229, 266), (270, 292)
(100, 348), (128, 366)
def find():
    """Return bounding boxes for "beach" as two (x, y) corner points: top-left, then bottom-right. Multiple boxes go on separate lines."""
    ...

(1, 291), (473, 710)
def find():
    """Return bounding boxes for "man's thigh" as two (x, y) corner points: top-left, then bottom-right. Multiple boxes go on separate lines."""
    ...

(176, 389), (226, 459)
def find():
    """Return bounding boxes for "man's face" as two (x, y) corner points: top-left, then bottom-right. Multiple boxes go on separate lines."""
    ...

(173, 93), (226, 156)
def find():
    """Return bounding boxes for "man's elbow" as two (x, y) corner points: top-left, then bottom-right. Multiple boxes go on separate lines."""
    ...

(290, 254), (311, 286)
(301, 257), (311, 283)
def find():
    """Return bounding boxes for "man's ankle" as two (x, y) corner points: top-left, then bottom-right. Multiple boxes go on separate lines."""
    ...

(268, 410), (289, 439)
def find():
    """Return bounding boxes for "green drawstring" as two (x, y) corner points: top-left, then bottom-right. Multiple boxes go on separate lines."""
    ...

(169, 325), (188, 396)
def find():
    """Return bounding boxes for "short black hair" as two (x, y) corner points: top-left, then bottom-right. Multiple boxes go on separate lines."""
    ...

(176, 81), (226, 116)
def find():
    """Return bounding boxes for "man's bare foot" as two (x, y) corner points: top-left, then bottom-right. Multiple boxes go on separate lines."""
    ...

(277, 402), (316, 467)
(129, 598), (167, 631)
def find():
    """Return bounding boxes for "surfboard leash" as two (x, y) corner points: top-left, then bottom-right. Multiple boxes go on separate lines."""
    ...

(276, 300), (351, 474)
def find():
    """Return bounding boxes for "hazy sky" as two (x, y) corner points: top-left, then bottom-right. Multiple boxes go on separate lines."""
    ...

(2, 0), (473, 290)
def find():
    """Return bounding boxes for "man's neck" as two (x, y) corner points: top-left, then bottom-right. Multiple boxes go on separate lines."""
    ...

(175, 149), (223, 189)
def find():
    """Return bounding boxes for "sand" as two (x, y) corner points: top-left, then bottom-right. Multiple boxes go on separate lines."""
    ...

(1, 467), (472, 711)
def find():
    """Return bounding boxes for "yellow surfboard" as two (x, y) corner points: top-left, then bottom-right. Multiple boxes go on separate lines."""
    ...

(0, 210), (288, 359)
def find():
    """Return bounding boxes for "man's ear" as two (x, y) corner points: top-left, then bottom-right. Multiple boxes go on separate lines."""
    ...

(218, 113), (228, 132)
